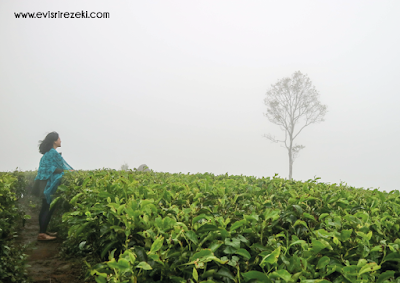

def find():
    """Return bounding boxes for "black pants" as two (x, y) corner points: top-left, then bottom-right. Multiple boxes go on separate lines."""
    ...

(39, 198), (56, 233)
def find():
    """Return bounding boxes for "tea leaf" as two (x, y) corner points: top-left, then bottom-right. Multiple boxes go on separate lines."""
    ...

(136, 261), (152, 270)
(376, 271), (395, 283)
(242, 271), (271, 282)
(358, 262), (380, 276)
(193, 267), (198, 282)
(260, 246), (280, 267)
(270, 269), (291, 282)
(235, 248), (251, 260)
(317, 256), (330, 269)
(230, 219), (247, 232)
(150, 236), (164, 253)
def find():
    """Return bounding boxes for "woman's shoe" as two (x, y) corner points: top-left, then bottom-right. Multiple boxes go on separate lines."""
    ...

(46, 232), (58, 237)
(37, 233), (56, 241)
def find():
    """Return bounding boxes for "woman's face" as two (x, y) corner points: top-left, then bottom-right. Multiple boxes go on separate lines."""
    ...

(54, 137), (61, 148)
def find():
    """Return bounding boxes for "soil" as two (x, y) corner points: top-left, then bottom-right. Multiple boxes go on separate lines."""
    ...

(16, 195), (85, 283)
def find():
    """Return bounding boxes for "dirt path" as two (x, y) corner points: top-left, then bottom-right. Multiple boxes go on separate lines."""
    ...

(16, 195), (84, 283)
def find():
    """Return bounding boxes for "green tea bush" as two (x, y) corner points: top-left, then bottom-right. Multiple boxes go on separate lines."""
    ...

(0, 172), (30, 282)
(52, 170), (400, 282)
(0, 173), (22, 238)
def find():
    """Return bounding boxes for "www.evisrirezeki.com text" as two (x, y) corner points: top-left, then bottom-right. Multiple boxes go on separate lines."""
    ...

(14, 11), (109, 19)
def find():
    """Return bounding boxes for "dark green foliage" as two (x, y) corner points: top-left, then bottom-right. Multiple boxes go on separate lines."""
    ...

(0, 171), (30, 282)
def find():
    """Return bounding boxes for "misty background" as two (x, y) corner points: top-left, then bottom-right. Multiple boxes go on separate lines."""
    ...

(1, 1), (399, 192)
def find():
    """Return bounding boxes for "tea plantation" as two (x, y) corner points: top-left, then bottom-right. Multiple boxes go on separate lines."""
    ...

(3, 169), (400, 282)
(55, 170), (400, 282)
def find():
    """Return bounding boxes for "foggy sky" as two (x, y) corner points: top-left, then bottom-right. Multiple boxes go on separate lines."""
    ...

(1, 1), (400, 192)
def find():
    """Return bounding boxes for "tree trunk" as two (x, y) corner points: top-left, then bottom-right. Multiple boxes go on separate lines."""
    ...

(288, 147), (293, 180)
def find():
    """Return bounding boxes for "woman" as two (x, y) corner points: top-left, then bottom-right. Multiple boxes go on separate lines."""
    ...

(32, 132), (73, 241)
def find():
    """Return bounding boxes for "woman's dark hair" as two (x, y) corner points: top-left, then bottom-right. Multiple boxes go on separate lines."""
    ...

(38, 132), (59, 154)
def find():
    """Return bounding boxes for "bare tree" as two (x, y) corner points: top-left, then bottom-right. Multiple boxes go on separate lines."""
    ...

(264, 71), (327, 180)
